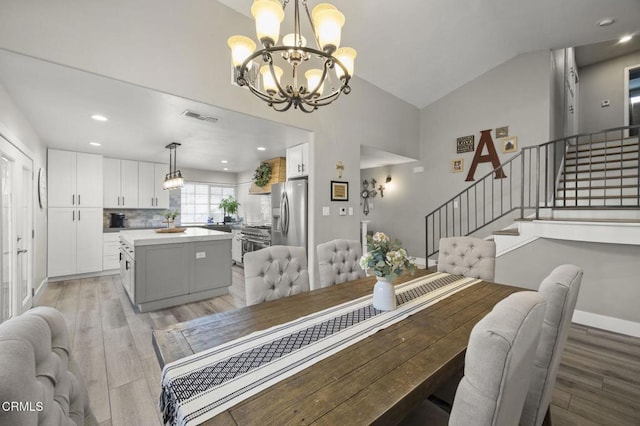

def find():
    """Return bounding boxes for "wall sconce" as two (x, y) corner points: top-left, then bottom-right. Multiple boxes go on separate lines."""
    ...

(336, 161), (344, 179)
(378, 175), (392, 198)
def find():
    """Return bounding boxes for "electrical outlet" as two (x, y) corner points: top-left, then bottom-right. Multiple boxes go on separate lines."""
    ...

(196, 252), (206, 259)
(339, 207), (347, 216)
(453, 199), (459, 209)
(322, 207), (330, 216)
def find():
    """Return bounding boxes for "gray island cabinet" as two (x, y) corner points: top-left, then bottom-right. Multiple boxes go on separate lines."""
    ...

(119, 228), (232, 312)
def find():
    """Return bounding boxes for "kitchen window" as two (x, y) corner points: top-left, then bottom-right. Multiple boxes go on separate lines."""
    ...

(180, 182), (235, 224)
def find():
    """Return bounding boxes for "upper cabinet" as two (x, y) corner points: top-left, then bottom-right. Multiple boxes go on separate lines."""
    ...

(48, 149), (103, 208)
(138, 162), (169, 209)
(286, 143), (309, 179)
(104, 158), (139, 208)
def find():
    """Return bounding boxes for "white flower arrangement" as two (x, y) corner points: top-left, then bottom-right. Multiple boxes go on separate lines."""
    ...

(360, 232), (415, 280)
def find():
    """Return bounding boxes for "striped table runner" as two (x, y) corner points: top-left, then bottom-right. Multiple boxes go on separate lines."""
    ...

(160, 272), (480, 426)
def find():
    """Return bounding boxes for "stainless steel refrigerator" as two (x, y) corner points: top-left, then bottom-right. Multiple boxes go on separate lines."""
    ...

(271, 179), (307, 249)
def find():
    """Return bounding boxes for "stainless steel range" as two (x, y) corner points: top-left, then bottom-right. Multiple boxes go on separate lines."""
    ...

(240, 225), (271, 262)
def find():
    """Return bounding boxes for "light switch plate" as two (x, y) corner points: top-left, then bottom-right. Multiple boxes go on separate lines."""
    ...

(196, 252), (206, 259)
(322, 207), (330, 216)
(348, 207), (353, 216)
(339, 207), (347, 216)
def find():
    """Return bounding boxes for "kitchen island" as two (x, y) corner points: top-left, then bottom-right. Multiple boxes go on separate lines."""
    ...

(119, 228), (232, 312)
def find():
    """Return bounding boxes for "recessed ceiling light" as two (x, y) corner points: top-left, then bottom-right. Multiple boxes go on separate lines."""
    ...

(619, 34), (633, 43)
(90, 114), (108, 122)
(257, 147), (266, 151)
(221, 160), (228, 164)
(223, 167), (229, 171)
(88, 141), (102, 147)
(597, 17), (616, 27)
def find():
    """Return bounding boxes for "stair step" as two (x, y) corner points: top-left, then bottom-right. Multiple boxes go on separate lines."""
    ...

(568, 143), (639, 155)
(561, 174), (638, 183)
(492, 229), (520, 236)
(574, 135), (639, 147)
(564, 158), (639, 167)
(562, 165), (638, 174)
(553, 198), (639, 207)
(559, 194), (638, 200)
(566, 148), (639, 160)
(557, 184), (639, 192)
(559, 178), (639, 189)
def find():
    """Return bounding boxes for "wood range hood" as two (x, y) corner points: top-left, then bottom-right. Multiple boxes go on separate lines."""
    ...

(249, 157), (286, 194)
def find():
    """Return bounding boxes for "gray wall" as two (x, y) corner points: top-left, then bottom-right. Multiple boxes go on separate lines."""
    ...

(578, 50), (640, 133)
(361, 50), (553, 257)
(0, 83), (48, 291)
(0, 0), (420, 288)
(495, 238), (640, 323)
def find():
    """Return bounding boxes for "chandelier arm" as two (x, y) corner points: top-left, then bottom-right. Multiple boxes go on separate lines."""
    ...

(302, 59), (331, 100)
(271, 98), (294, 112)
(301, 0), (323, 51)
(297, 102), (317, 113)
(268, 60), (293, 101)
(302, 90), (342, 108)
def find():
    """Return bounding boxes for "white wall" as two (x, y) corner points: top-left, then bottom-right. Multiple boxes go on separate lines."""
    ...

(578, 50), (640, 133)
(361, 50), (553, 257)
(495, 238), (640, 324)
(0, 82), (48, 292)
(0, 0), (420, 288)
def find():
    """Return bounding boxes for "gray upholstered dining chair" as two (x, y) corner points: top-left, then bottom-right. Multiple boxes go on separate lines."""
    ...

(317, 239), (365, 288)
(520, 264), (583, 426)
(243, 245), (310, 306)
(401, 291), (547, 426)
(0, 306), (98, 426)
(437, 236), (496, 281)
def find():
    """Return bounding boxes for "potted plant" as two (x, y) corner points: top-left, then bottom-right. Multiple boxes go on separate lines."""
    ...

(162, 209), (180, 228)
(219, 196), (240, 224)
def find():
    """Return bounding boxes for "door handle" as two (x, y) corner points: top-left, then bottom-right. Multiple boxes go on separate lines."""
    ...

(17, 249), (28, 255)
(119, 252), (122, 261)
(72, 194), (75, 205)
(78, 194), (81, 205)
(125, 260), (130, 270)
(152, 197), (154, 206)
(78, 210), (81, 221)
(72, 210), (75, 221)
(156, 197), (158, 206)
(117, 196), (120, 206)
(122, 196), (125, 206)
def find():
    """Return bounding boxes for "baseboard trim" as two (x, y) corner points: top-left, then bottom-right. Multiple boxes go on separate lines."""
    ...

(33, 277), (48, 305)
(572, 310), (640, 338)
(48, 269), (119, 282)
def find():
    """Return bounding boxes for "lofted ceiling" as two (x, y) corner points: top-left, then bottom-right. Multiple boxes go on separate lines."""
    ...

(219, 0), (640, 108)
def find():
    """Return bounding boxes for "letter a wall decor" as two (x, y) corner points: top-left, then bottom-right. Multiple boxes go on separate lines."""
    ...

(465, 129), (506, 181)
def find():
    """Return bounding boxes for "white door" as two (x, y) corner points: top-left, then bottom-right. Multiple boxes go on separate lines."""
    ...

(155, 163), (170, 209)
(76, 208), (103, 273)
(47, 208), (77, 277)
(120, 160), (139, 208)
(76, 152), (103, 207)
(1, 135), (34, 322)
(104, 158), (122, 208)
(138, 161), (155, 208)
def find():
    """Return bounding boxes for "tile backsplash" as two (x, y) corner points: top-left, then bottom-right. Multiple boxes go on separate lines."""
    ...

(103, 209), (166, 229)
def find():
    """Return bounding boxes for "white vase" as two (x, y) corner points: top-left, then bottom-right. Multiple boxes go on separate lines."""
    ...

(372, 277), (396, 311)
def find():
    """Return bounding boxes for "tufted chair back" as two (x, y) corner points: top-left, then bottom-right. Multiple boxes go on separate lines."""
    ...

(520, 264), (583, 426)
(437, 236), (496, 281)
(317, 239), (365, 288)
(449, 291), (546, 426)
(244, 245), (310, 306)
(0, 306), (97, 426)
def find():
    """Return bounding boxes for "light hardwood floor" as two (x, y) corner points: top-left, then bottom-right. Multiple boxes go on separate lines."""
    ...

(36, 269), (640, 426)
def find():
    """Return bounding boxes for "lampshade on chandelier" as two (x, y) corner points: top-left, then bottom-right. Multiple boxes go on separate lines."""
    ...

(162, 142), (184, 190)
(228, 0), (357, 113)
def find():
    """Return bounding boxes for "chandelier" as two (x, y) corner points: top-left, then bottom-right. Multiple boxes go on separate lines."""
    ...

(162, 142), (184, 190)
(227, 0), (357, 113)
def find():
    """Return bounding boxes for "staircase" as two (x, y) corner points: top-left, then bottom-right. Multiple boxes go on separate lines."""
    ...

(425, 125), (640, 259)
(556, 135), (639, 207)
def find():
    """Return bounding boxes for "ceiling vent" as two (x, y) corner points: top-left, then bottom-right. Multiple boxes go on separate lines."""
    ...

(182, 110), (219, 123)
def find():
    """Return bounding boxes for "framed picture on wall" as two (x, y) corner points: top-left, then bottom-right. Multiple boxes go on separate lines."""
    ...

(451, 158), (464, 173)
(331, 181), (349, 201)
(502, 136), (518, 153)
(456, 135), (474, 153)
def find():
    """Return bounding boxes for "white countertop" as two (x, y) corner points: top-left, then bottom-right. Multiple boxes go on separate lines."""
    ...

(119, 228), (232, 247)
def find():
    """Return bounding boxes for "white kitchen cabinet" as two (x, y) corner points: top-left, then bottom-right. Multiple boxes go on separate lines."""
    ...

(48, 150), (103, 207)
(104, 158), (139, 208)
(231, 229), (242, 264)
(103, 233), (120, 270)
(48, 207), (103, 277)
(138, 162), (169, 208)
(286, 143), (309, 179)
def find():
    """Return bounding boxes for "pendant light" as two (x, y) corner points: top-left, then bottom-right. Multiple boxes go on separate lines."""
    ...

(163, 142), (184, 190)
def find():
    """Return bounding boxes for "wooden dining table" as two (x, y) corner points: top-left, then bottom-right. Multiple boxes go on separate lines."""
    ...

(152, 269), (524, 425)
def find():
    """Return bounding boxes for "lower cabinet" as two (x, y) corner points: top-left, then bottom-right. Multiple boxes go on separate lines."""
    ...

(103, 233), (120, 270)
(48, 207), (103, 277)
(120, 239), (232, 312)
(231, 229), (242, 264)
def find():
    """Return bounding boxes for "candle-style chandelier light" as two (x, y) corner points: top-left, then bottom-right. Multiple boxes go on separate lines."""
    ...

(227, 0), (356, 113)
